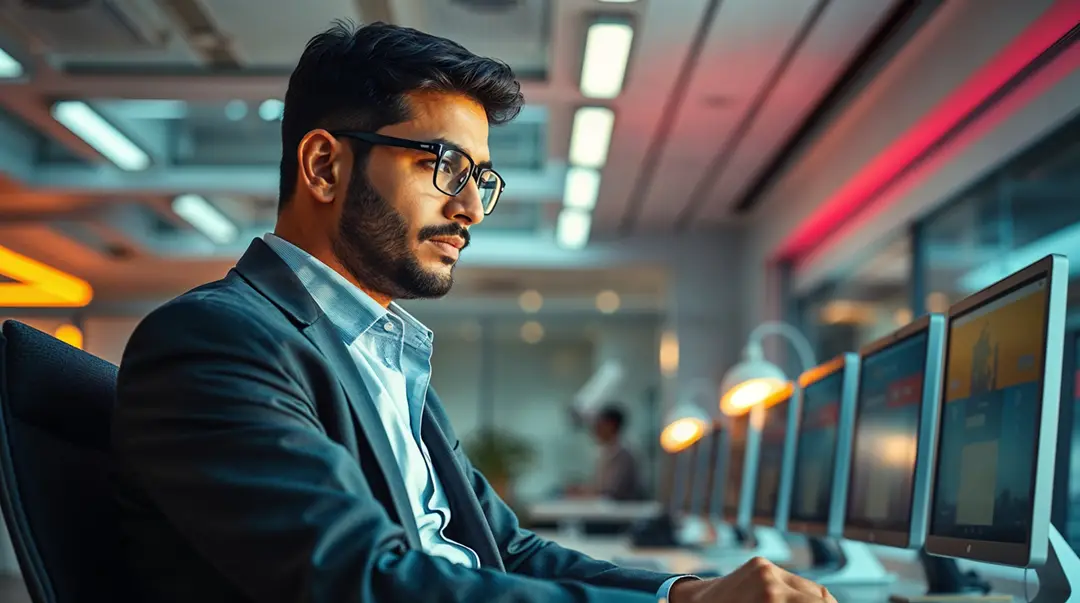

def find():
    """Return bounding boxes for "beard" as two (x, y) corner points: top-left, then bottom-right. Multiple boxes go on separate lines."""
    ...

(332, 167), (469, 300)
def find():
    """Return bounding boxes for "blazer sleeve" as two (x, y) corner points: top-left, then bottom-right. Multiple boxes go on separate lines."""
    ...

(426, 393), (678, 594)
(113, 297), (659, 603)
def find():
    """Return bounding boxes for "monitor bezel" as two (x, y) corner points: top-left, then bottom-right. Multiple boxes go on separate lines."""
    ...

(750, 385), (798, 529)
(924, 254), (1067, 567)
(842, 313), (945, 550)
(787, 353), (860, 538)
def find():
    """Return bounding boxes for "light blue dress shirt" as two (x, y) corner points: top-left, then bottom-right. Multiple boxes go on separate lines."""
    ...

(264, 234), (690, 601)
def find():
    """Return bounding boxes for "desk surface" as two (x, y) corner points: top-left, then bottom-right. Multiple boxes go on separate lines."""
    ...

(529, 500), (661, 522)
(532, 531), (1023, 603)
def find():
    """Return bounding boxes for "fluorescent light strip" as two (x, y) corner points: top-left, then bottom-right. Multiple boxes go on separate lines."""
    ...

(172, 194), (239, 245)
(556, 208), (592, 250)
(580, 20), (634, 99)
(0, 47), (23, 78)
(563, 166), (601, 210)
(569, 106), (615, 168)
(51, 101), (150, 171)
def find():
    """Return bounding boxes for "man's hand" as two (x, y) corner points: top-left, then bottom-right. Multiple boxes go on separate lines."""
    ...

(666, 557), (836, 603)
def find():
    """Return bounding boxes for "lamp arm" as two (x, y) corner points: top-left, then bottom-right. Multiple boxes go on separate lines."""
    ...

(747, 321), (817, 371)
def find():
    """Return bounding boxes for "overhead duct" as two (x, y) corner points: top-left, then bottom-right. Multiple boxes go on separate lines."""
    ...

(158, 0), (239, 68)
(1, 0), (167, 54)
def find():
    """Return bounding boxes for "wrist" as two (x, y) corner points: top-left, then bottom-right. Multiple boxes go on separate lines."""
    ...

(666, 577), (700, 603)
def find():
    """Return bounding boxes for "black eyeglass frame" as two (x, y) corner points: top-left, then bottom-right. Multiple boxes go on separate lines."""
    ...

(332, 131), (504, 215)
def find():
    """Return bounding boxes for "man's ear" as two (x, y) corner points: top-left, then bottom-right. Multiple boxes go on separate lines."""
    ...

(297, 129), (343, 204)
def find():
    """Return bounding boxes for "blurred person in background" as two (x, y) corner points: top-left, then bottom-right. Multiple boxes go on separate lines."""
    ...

(567, 404), (645, 501)
(592, 405), (646, 501)
(111, 19), (832, 603)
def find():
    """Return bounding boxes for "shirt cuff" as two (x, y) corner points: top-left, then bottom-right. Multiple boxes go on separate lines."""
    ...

(656, 575), (698, 602)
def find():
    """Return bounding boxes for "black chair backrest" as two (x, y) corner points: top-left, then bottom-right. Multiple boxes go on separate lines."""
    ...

(0, 320), (121, 602)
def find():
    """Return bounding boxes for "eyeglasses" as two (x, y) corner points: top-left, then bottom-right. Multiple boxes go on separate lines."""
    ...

(332, 131), (504, 215)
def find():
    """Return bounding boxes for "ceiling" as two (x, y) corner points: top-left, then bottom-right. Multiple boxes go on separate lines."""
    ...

(0, 0), (906, 308)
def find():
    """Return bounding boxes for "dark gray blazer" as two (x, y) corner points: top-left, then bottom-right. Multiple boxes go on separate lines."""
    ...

(112, 239), (676, 603)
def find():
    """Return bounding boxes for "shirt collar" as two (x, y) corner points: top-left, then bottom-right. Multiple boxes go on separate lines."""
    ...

(261, 233), (433, 347)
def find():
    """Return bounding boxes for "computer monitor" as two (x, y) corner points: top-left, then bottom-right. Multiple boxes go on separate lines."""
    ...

(843, 314), (946, 549)
(752, 383), (798, 531)
(698, 424), (727, 518)
(788, 353), (859, 537)
(926, 254), (1067, 567)
(720, 406), (762, 527)
(677, 440), (701, 515)
(688, 431), (719, 516)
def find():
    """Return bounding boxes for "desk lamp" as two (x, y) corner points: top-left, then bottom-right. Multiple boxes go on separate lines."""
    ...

(720, 322), (816, 416)
(660, 381), (714, 453)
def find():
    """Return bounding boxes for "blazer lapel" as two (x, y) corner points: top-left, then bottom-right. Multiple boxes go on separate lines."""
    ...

(420, 411), (505, 571)
(233, 238), (422, 551)
(302, 316), (422, 551)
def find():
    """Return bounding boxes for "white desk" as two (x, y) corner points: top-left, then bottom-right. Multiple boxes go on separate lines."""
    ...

(533, 530), (711, 576)
(528, 499), (662, 524)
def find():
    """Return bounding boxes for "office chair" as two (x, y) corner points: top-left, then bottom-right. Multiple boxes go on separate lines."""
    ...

(0, 320), (122, 602)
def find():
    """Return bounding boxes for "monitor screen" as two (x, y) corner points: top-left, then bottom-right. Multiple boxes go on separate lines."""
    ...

(723, 412), (750, 518)
(847, 331), (927, 534)
(753, 395), (791, 522)
(790, 371), (844, 525)
(930, 277), (1048, 545)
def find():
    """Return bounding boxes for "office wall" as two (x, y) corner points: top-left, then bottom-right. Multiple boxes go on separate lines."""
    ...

(83, 317), (142, 365)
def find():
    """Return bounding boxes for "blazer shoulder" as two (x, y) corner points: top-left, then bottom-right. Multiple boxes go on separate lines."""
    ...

(128, 273), (294, 356)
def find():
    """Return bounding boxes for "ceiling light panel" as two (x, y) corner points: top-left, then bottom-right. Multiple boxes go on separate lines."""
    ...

(580, 18), (634, 99)
(569, 106), (615, 167)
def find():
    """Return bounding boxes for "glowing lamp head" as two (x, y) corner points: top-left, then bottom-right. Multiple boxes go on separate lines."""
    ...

(659, 403), (709, 452)
(719, 345), (788, 416)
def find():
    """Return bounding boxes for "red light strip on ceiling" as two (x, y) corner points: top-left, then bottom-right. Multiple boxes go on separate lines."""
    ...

(777, 0), (1080, 262)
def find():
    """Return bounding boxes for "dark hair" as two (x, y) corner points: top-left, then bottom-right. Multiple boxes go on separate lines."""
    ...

(596, 405), (626, 433)
(278, 20), (525, 210)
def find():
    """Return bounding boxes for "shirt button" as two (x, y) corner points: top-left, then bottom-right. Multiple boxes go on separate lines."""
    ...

(384, 322), (395, 332)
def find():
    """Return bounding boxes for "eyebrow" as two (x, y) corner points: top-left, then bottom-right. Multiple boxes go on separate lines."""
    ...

(431, 136), (493, 169)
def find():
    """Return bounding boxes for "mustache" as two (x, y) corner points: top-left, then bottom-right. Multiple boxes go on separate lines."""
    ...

(418, 223), (470, 249)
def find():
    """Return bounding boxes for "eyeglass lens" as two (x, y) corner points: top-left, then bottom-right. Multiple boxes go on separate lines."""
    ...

(435, 148), (502, 212)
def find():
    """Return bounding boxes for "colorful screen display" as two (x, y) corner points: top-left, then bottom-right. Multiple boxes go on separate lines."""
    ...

(931, 278), (1047, 544)
(847, 332), (927, 532)
(754, 397), (790, 520)
(790, 371), (843, 525)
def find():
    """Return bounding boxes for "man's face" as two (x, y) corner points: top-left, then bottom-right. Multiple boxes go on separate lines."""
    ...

(333, 91), (490, 300)
(593, 418), (616, 444)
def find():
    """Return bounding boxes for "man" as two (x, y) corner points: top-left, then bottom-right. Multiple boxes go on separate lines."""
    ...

(112, 21), (833, 603)
(592, 405), (645, 501)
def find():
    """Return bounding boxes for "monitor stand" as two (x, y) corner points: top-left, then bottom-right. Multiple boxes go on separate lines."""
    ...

(799, 537), (895, 587)
(1031, 525), (1078, 603)
(888, 525), (1079, 603)
(700, 526), (792, 571)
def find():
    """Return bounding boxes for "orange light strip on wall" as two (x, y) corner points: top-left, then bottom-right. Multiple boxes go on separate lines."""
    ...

(0, 244), (93, 307)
